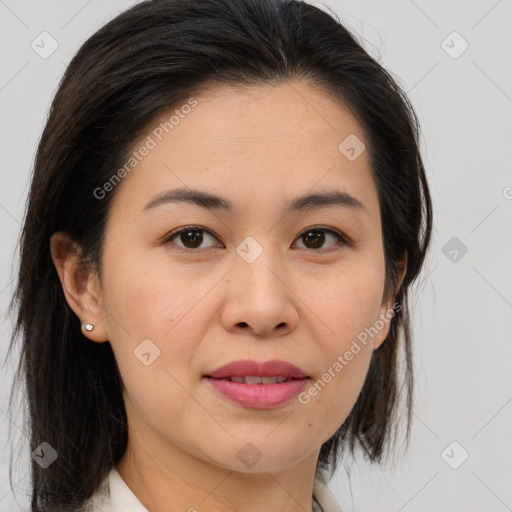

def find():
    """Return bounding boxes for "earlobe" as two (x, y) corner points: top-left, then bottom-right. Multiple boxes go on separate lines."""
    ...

(373, 252), (408, 350)
(395, 251), (408, 296)
(372, 303), (393, 351)
(49, 232), (109, 343)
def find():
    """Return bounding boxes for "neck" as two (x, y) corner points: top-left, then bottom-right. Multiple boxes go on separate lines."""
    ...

(116, 434), (321, 512)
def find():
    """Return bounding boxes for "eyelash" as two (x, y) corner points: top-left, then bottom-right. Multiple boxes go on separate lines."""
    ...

(163, 225), (351, 253)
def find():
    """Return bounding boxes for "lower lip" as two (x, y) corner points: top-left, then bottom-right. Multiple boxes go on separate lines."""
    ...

(204, 377), (310, 409)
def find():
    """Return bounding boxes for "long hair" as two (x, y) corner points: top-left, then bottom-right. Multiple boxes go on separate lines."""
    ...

(5, 0), (433, 510)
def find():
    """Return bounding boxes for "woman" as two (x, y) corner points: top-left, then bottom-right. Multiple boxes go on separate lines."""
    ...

(7, 0), (433, 510)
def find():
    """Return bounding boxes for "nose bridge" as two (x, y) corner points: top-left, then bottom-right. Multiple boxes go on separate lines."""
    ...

(234, 234), (284, 295)
(221, 233), (299, 336)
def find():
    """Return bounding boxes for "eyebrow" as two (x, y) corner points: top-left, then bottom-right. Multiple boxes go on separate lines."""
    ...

(142, 187), (369, 216)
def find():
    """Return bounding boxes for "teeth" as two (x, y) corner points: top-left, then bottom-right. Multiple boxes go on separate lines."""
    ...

(245, 376), (262, 384)
(227, 375), (289, 384)
(263, 376), (289, 384)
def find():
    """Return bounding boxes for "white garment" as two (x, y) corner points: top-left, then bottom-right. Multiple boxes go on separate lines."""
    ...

(80, 467), (343, 512)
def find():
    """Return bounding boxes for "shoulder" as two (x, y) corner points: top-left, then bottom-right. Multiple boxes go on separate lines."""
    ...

(313, 469), (344, 512)
(80, 466), (342, 512)
(77, 468), (149, 512)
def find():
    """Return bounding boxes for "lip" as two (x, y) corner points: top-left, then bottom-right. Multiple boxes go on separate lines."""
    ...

(204, 359), (310, 379)
(203, 359), (311, 409)
(204, 377), (310, 409)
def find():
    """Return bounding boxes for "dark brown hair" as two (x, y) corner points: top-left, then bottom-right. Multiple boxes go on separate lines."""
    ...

(6, 0), (433, 510)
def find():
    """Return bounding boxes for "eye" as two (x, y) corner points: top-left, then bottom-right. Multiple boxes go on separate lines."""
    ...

(293, 227), (350, 251)
(165, 226), (222, 251)
(164, 225), (350, 253)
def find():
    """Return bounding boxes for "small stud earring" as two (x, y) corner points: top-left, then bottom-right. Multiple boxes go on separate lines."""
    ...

(84, 323), (94, 332)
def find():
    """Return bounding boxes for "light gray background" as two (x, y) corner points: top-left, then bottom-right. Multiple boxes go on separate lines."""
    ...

(1, 1), (511, 511)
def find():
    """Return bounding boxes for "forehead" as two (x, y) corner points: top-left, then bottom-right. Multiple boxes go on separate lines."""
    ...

(109, 80), (379, 221)
(156, 81), (365, 159)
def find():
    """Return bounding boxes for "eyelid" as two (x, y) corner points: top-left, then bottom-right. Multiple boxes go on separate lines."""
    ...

(297, 226), (352, 248)
(164, 225), (222, 251)
(163, 225), (351, 252)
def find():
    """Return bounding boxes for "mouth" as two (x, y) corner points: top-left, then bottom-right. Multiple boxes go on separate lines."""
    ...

(204, 359), (310, 382)
(204, 375), (307, 384)
(203, 375), (311, 409)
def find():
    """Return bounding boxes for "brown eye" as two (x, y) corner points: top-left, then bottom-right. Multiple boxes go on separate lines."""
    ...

(294, 228), (348, 251)
(166, 227), (220, 251)
(164, 225), (349, 253)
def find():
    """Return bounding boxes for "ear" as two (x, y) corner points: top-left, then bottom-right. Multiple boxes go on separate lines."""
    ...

(372, 252), (407, 350)
(50, 232), (109, 343)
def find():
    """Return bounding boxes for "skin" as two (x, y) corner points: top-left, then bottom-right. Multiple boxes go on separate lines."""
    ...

(51, 80), (406, 512)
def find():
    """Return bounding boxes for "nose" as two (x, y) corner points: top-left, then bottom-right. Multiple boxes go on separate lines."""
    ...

(220, 250), (299, 338)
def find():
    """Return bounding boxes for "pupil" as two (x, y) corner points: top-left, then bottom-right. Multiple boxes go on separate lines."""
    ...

(182, 229), (203, 248)
(304, 230), (324, 249)
(178, 229), (326, 250)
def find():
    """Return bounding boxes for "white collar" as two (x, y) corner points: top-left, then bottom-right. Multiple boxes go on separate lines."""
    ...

(83, 467), (343, 512)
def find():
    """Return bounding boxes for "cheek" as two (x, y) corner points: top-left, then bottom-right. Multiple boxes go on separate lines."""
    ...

(102, 265), (207, 436)
(298, 335), (374, 446)
(99, 254), (195, 384)
(304, 259), (384, 346)
(296, 262), (383, 429)
(103, 249), (211, 341)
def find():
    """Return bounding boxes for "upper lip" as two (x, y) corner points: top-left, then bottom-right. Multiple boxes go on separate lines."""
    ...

(204, 359), (310, 379)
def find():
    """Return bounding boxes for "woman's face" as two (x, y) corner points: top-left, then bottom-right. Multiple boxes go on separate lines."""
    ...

(90, 81), (397, 474)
